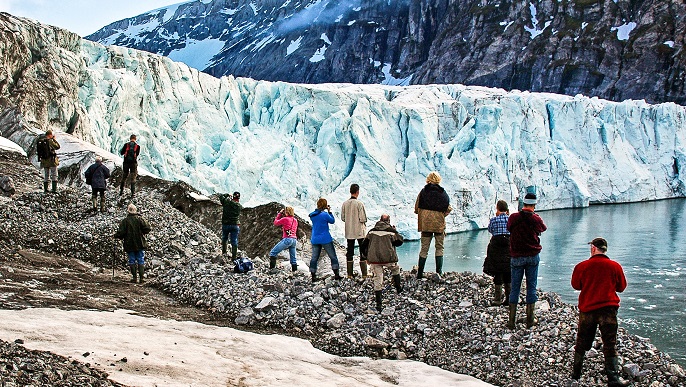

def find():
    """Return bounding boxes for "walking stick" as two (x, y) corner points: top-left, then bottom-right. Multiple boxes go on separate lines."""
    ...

(112, 240), (116, 280)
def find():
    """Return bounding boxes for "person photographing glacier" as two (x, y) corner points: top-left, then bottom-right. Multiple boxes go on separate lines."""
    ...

(36, 129), (60, 193)
(269, 206), (299, 272)
(341, 183), (368, 278)
(308, 198), (342, 282)
(218, 191), (242, 261)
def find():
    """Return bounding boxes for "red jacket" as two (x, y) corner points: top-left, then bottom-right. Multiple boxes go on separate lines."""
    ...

(571, 254), (627, 313)
(507, 208), (546, 257)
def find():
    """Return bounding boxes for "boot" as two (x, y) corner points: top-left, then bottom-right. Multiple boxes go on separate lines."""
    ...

(507, 303), (517, 329)
(100, 196), (106, 212)
(490, 284), (503, 306)
(130, 182), (136, 197)
(417, 257), (427, 279)
(360, 260), (368, 278)
(605, 357), (631, 387)
(91, 197), (98, 211)
(129, 264), (138, 283)
(43, 181), (49, 193)
(119, 183), (124, 196)
(138, 264), (145, 283)
(269, 256), (277, 269)
(503, 283), (511, 306)
(333, 269), (342, 280)
(374, 290), (383, 312)
(572, 351), (585, 380)
(51, 181), (57, 193)
(526, 303), (538, 328)
(231, 245), (238, 261)
(291, 263), (298, 272)
(435, 255), (444, 275)
(311, 272), (318, 282)
(346, 260), (355, 278)
(392, 274), (403, 293)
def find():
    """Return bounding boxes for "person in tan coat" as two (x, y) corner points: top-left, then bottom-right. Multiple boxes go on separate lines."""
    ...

(414, 171), (452, 278)
(341, 183), (368, 277)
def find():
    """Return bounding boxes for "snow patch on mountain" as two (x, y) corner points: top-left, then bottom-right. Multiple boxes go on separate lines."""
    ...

(168, 39), (225, 69)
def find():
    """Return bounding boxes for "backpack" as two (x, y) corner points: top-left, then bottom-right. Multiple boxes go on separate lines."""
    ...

(124, 142), (137, 163)
(233, 257), (254, 273)
(36, 137), (51, 160)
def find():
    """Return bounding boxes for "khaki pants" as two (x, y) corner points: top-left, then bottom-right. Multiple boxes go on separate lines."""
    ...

(371, 262), (400, 291)
(419, 231), (445, 258)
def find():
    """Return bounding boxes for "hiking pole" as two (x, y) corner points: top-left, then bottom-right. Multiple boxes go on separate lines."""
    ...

(112, 240), (116, 281)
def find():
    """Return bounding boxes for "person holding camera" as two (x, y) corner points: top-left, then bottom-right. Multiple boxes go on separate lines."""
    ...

(269, 206), (299, 272)
(308, 198), (342, 282)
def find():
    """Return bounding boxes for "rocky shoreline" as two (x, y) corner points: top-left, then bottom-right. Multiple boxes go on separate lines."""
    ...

(1, 147), (685, 386)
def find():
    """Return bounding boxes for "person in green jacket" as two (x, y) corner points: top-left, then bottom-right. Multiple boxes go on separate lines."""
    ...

(37, 129), (61, 193)
(219, 191), (242, 260)
(114, 203), (151, 283)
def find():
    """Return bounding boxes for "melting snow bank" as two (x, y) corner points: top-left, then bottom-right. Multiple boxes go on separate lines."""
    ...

(0, 308), (492, 387)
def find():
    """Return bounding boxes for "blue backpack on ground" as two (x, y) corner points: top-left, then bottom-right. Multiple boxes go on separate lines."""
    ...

(233, 257), (254, 273)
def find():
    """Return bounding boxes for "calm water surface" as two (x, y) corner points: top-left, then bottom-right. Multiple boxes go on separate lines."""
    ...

(396, 199), (686, 366)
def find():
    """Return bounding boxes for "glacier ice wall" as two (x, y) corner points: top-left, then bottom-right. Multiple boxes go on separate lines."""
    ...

(1, 13), (685, 238)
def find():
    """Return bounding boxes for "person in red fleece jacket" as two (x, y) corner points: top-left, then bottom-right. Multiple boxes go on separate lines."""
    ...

(571, 237), (630, 387)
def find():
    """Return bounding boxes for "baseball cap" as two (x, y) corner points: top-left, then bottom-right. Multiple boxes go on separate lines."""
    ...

(588, 237), (608, 250)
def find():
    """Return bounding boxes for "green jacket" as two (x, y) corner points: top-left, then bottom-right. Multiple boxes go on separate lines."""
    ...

(219, 194), (242, 225)
(114, 214), (151, 252)
(39, 137), (60, 168)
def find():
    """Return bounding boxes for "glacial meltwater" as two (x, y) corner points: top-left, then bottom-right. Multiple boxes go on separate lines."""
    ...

(396, 199), (686, 366)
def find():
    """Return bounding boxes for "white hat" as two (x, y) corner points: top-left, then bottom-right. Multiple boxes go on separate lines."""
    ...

(127, 203), (137, 214)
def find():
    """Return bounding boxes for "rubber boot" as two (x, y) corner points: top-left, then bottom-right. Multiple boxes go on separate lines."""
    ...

(490, 284), (503, 306)
(231, 245), (238, 261)
(119, 183), (124, 196)
(503, 283), (511, 306)
(291, 263), (298, 272)
(129, 264), (138, 283)
(417, 257), (427, 279)
(43, 181), (49, 193)
(269, 256), (277, 269)
(526, 303), (538, 328)
(374, 290), (383, 312)
(360, 260), (368, 278)
(333, 269), (342, 280)
(435, 255), (444, 275)
(507, 303), (517, 329)
(221, 240), (227, 256)
(91, 197), (98, 211)
(311, 272), (318, 282)
(138, 264), (145, 283)
(130, 182), (135, 197)
(51, 181), (57, 193)
(346, 260), (355, 278)
(100, 196), (106, 212)
(392, 274), (403, 293)
(605, 357), (631, 387)
(572, 351), (585, 380)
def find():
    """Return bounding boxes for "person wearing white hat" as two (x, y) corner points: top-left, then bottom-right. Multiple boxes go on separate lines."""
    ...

(114, 203), (151, 283)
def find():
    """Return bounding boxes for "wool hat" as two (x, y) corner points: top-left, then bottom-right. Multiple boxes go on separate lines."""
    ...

(233, 191), (240, 200)
(127, 203), (138, 214)
(588, 237), (608, 250)
(522, 193), (537, 205)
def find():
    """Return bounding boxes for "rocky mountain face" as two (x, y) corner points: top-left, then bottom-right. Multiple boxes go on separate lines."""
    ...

(85, 0), (686, 104)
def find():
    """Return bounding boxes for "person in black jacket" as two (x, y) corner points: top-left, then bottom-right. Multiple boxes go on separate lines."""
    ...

(119, 134), (140, 196)
(361, 214), (404, 311)
(84, 156), (111, 212)
(218, 191), (242, 260)
(114, 203), (151, 283)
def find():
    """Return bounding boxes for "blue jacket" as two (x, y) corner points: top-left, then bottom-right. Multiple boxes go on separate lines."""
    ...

(309, 209), (335, 245)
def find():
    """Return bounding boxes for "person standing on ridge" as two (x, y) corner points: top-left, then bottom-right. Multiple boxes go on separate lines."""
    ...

(571, 237), (630, 387)
(84, 156), (111, 212)
(341, 183), (368, 278)
(308, 198), (342, 282)
(506, 192), (547, 329)
(360, 214), (404, 312)
(219, 191), (242, 261)
(269, 206), (299, 273)
(114, 203), (151, 284)
(119, 134), (140, 197)
(36, 129), (60, 193)
(414, 171), (452, 279)
(483, 200), (511, 307)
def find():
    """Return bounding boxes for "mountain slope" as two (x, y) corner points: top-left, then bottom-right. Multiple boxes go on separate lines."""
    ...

(86, 0), (686, 104)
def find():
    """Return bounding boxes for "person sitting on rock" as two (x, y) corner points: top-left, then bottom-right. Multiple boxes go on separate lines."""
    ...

(308, 198), (341, 282)
(483, 200), (511, 306)
(84, 156), (111, 212)
(269, 206), (298, 273)
(114, 203), (151, 284)
(360, 214), (404, 312)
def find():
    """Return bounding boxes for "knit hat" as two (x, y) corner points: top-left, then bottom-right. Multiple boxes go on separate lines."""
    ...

(588, 237), (608, 251)
(233, 191), (240, 200)
(127, 203), (137, 214)
(522, 193), (537, 205)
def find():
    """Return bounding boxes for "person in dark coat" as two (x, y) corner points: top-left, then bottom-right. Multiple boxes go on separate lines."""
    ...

(360, 214), (404, 311)
(414, 171), (452, 278)
(218, 191), (242, 260)
(114, 203), (151, 283)
(84, 156), (111, 212)
(483, 200), (511, 306)
(119, 134), (140, 196)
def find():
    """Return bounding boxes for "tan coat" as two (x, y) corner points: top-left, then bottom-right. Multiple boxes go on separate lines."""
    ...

(341, 197), (367, 239)
(39, 138), (60, 168)
(415, 195), (452, 233)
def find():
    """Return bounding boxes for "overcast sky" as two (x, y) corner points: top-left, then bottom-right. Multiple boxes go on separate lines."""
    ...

(0, 0), (184, 36)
